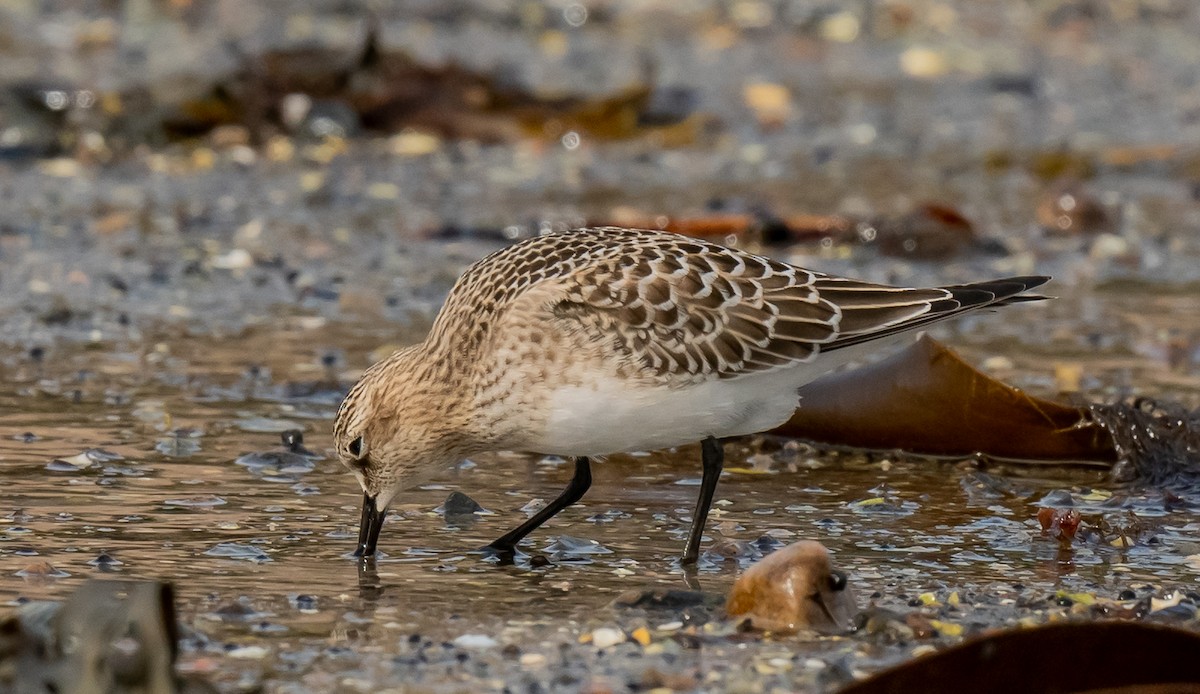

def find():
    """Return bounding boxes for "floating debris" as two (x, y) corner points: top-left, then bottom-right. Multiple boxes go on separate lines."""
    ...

(47, 448), (125, 471)
(156, 428), (203, 457)
(163, 495), (227, 509)
(203, 543), (271, 562)
(1037, 508), (1082, 543)
(14, 561), (70, 579)
(234, 429), (318, 480)
(543, 536), (612, 558)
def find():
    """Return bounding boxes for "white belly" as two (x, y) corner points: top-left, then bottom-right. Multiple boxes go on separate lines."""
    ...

(524, 371), (805, 456)
(520, 332), (923, 457)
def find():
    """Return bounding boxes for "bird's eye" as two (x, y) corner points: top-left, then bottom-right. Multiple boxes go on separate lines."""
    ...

(829, 570), (847, 592)
(347, 436), (364, 458)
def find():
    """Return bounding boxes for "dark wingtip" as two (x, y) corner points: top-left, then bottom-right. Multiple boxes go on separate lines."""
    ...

(947, 275), (1053, 308)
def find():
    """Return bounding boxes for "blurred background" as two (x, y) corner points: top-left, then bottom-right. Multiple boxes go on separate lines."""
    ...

(2, 0), (1199, 349)
(2, 1), (1200, 339)
(1, 1), (1198, 355)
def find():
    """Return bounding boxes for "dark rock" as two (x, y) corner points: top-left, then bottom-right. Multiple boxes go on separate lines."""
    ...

(440, 491), (485, 517)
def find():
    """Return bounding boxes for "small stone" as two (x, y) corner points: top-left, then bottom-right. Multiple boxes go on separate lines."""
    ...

(743, 82), (790, 127)
(226, 645), (268, 659)
(439, 491), (486, 517)
(87, 552), (123, 570)
(590, 627), (625, 649)
(900, 46), (947, 78)
(452, 634), (498, 649)
(725, 540), (857, 633)
(388, 131), (441, 157)
(211, 248), (253, 270)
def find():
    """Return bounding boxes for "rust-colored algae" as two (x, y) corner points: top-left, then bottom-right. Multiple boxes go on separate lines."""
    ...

(774, 335), (1118, 463)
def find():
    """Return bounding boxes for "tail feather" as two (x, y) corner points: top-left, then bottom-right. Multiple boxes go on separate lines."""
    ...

(822, 275), (1050, 353)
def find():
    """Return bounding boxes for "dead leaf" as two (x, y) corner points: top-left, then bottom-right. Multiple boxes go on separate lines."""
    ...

(774, 335), (1117, 463)
(839, 621), (1200, 694)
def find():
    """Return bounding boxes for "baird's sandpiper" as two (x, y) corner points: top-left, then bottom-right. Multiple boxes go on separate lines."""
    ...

(334, 227), (1048, 563)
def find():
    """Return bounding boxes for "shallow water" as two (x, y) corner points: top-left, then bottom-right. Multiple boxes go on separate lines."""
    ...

(1, 276), (1198, 690)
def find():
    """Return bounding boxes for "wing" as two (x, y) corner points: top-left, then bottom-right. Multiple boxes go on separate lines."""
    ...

(542, 229), (1048, 386)
(549, 232), (843, 385)
(436, 227), (1047, 387)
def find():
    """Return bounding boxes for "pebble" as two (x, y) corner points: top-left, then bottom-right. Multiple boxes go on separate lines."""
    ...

(226, 645), (269, 659)
(438, 491), (487, 516)
(589, 627), (626, 649)
(452, 634), (498, 649)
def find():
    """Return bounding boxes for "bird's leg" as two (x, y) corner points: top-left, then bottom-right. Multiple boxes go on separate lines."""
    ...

(484, 456), (592, 559)
(682, 436), (724, 565)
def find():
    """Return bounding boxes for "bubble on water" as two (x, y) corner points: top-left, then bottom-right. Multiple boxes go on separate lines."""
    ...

(42, 90), (69, 110)
(563, 3), (588, 27)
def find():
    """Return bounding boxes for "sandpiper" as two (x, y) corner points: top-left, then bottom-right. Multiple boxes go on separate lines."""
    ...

(334, 226), (1047, 563)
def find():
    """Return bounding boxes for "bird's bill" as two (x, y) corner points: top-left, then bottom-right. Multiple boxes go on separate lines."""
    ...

(354, 492), (385, 558)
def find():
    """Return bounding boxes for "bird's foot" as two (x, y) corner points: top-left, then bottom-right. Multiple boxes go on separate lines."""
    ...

(475, 543), (522, 565)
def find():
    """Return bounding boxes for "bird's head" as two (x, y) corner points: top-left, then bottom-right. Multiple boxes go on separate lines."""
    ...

(333, 345), (469, 558)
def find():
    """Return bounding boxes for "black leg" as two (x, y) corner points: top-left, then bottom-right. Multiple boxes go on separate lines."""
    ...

(485, 456), (592, 556)
(682, 436), (724, 565)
